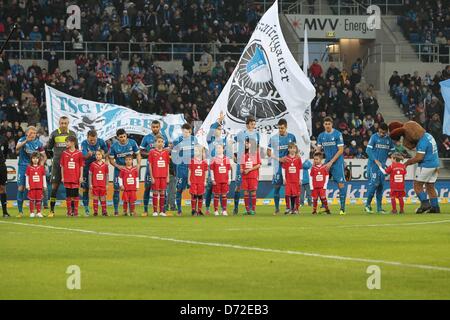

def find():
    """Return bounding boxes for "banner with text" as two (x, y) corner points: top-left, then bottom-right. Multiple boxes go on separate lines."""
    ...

(45, 85), (185, 142)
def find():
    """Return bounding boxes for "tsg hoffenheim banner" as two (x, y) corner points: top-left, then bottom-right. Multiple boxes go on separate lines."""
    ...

(45, 85), (185, 142)
(196, 0), (316, 160)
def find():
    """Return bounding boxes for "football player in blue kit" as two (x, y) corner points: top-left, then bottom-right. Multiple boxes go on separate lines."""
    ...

(81, 129), (109, 216)
(109, 129), (141, 216)
(15, 126), (46, 217)
(316, 117), (347, 215)
(267, 119), (296, 215)
(365, 123), (395, 214)
(233, 117), (260, 215)
(140, 120), (169, 216)
(172, 123), (198, 216)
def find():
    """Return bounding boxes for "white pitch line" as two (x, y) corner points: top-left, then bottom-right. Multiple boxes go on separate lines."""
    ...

(225, 219), (450, 231)
(1, 220), (450, 273)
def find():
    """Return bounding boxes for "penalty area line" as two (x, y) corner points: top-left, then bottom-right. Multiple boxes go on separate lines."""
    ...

(1, 220), (450, 273)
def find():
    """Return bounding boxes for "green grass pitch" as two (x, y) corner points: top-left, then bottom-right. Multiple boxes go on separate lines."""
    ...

(1, 204), (450, 300)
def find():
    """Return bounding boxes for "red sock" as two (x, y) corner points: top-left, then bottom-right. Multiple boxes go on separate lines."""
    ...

(101, 199), (107, 214)
(66, 198), (72, 215)
(320, 197), (329, 209)
(153, 194), (158, 213)
(197, 196), (203, 212)
(130, 202), (135, 214)
(73, 197), (79, 216)
(285, 196), (291, 210)
(29, 200), (35, 214)
(159, 194), (165, 213)
(294, 196), (300, 211)
(123, 201), (128, 214)
(36, 201), (41, 213)
(221, 195), (227, 211)
(191, 195), (197, 211)
(391, 197), (397, 211)
(213, 195), (219, 211)
(399, 197), (404, 211)
(244, 193), (250, 212)
(93, 199), (99, 214)
(251, 192), (256, 211)
(313, 198), (318, 211)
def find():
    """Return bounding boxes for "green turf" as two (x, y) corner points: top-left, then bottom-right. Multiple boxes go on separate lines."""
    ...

(1, 204), (450, 300)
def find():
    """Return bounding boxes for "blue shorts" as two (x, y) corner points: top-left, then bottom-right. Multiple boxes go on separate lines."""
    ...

(235, 165), (242, 188)
(367, 166), (385, 189)
(329, 162), (346, 184)
(17, 165), (27, 187)
(272, 165), (283, 186)
(81, 165), (91, 189)
(176, 164), (189, 190)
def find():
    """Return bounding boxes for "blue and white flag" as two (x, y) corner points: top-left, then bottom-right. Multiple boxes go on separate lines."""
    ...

(440, 79), (450, 136)
(196, 0), (316, 161)
(45, 84), (185, 143)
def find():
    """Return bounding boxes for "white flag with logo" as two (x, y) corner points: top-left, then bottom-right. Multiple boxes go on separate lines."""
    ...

(196, 0), (315, 160)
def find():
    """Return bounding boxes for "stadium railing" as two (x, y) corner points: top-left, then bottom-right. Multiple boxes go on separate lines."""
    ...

(366, 43), (450, 64)
(0, 40), (343, 63)
(286, 0), (405, 15)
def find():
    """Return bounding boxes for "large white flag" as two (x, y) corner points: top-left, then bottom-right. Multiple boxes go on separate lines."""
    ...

(196, 0), (315, 160)
(45, 85), (185, 143)
(303, 27), (313, 136)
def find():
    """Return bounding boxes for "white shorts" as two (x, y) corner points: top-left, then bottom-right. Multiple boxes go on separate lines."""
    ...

(415, 167), (438, 183)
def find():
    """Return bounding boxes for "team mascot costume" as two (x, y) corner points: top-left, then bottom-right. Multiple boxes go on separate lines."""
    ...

(389, 121), (441, 213)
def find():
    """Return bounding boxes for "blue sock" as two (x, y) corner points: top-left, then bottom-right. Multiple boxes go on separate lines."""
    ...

(17, 190), (25, 213)
(339, 186), (346, 210)
(113, 190), (120, 213)
(205, 184), (212, 209)
(176, 190), (182, 213)
(82, 190), (89, 208)
(376, 187), (383, 211)
(234, 190), (241, 211)
(430, 198), (439, 207)
(143, 185), (151, 212)
(418, 191), (428, 203)
(365, 191), (374, 208)
(274, 187), (280, 211)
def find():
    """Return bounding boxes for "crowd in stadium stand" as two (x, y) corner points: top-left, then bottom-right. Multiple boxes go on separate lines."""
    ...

(396, 0), (450, 63)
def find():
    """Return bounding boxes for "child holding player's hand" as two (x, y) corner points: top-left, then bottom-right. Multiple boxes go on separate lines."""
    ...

(118, 155), (139, 216)
(25, 152), (46, 218)
(282, 142), (303, 215)
(376, 153), (407, 214)
(310, 152), (331, 215)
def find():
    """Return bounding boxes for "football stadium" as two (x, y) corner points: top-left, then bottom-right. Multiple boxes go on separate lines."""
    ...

(0, 0), (450, 303)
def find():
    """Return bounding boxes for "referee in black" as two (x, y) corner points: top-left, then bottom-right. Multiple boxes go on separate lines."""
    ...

(0, 134), (9, 217)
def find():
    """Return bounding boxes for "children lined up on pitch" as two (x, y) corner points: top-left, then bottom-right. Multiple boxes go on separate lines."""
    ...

(15, 115), (410, 218)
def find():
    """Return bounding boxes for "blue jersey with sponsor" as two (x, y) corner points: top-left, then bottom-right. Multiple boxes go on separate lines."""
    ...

(317, 129), (344, 166)
(17, 137), (44, 167)
(172, 135), (198, 167)
(109, 139), (140, 166)
(140, 132), (169, 152)
(234, 129), (260, 160)
(268, 133), (297, 158)
(366, 133), (395, 171)
(416, 133), (440, 168)
(81, 138), (109, 166)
